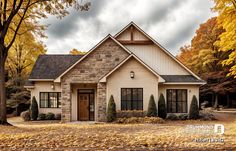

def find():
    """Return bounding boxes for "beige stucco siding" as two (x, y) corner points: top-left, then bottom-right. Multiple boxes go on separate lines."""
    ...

(158, 84), (199, 113)
(107, 58), (159, 111)
(29, 81), (62, 114)
(125, 45), (190, 75)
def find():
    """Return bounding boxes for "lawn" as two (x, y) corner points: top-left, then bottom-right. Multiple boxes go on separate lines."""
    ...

(0, 113), (236, 150)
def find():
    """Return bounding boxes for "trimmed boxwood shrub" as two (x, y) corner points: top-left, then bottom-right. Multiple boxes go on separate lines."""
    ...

(147, 95), (157, 117)
(158, 93), (167, 119)
(178, 114), (188, 120)
(55, 114), (61, 120)
(38, 113), (46, 120)
(21, 110), (31, 121)
(107, 95), (116, 122)
(46, 112), (55, 120)
(166, 113), (179, 120)
(189, 95), (199, 119)
(30, 96), (39, 120)
(116, 110), (146, 118)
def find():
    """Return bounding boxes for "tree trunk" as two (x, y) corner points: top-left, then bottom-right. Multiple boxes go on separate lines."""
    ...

(212, 92), (215, 106)
(226, 93), (230, 108)
(0, 46), (10, 125)
(214, 93), (218, 108)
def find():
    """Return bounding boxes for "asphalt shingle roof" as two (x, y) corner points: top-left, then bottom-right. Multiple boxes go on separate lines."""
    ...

(29, 55), (83, 79)
(160, 75), (204, 83)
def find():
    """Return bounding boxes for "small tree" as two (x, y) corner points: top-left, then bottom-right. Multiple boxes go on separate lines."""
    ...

(107, 95), (116, 122)
(30, 96), (39, 121)
(147, 95), (157, 117)
(158, 93), (167, 119)
(189, 95), (199, 119)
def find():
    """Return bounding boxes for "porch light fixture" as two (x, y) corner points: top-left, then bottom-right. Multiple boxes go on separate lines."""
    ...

(130, 71), (135, 79)
(51, 83), (55, 90)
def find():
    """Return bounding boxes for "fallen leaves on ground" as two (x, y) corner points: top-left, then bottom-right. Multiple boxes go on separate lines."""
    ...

(0, 118), (235, 150)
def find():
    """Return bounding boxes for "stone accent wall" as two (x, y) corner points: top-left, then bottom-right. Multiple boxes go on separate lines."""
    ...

(97, 83), (107, 121)
(61, 82), (71, 123)
(61, 37), (130, 122)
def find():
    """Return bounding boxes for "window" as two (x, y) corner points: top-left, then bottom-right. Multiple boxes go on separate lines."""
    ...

(40, 92), (61, 108)
(121, 88), (143, 110)
(167, 89), (187, 113)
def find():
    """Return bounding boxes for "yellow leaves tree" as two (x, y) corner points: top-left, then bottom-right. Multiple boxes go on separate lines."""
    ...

(213, 0), (236, 77)
(6, 31), (46, 78)
(0, 0), (91, 125)
(69, 48), (86, 55)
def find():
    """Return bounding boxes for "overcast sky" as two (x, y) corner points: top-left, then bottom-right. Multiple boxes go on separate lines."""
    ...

(41, 0), (216, 56)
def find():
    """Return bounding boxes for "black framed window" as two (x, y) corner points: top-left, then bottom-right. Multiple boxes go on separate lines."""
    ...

(121, 88), (143, 110)
(40, 92), (61, 108)
(167, 89), (187, 113)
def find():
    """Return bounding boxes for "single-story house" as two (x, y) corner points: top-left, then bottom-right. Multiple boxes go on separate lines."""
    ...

(25, 22), (205, 122)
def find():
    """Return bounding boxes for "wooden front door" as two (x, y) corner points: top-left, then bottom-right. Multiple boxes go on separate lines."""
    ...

(78, 94), (89, 121)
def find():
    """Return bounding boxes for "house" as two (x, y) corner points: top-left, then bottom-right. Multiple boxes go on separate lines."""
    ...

(25, 22), (205, 122)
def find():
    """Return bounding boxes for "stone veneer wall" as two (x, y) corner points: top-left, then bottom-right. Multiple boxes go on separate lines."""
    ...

(61, 38), (130, 122)
(97, 83), (106, 121)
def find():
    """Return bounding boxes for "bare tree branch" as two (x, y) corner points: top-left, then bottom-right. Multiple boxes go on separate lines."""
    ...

(6, 0), (31, 50)
(3, 0), (7, 22)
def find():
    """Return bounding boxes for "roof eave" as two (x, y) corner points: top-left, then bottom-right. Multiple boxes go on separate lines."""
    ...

(28, 79), (54, 81)
(162, 82), (206, 85)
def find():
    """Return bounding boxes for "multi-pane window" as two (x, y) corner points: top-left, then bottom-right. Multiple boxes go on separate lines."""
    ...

(40, 92), (61, 108)
(121, 88), (143, 110)
(167, 89), (187, 113)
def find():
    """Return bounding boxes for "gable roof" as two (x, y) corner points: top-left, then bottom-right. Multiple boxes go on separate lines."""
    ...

(114, 22), (202, 81)
(29, 55), (83, 80)
(54, 34), (132, 82)
(99, 54), (165, 82)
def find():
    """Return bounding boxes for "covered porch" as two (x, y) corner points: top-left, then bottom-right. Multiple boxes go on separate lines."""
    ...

(61, 82), (107, 122)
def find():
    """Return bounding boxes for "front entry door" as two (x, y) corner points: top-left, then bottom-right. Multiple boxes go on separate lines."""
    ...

(78, 94), (89, 121)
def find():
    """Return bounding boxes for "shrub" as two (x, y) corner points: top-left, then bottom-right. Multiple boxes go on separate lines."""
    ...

(55, 114), (62, 120)
(30, 96), (39, 120)
(189, 95), (199, 119)
(46, 112), (55, 120)
(38, 113), (46, 120)
(178, 114), (188, 120)
(166, 113), (179, 120)
(116, 110), (146, 118)
(199, 111), (217, 121)
(116, 117), (164, 124)
(147, 95), (157, 117)
(107, 95), (116, 122)
(158, 93), (167, 119)
(20, 110), (31, 121)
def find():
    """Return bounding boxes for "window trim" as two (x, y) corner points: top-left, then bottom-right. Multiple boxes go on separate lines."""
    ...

(121, 88), (143, 110)
(39, 92), (61, 108)
(166, 89), (188, 113)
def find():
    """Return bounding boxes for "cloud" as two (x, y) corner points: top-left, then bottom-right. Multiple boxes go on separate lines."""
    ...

(41, 0), (216, 55)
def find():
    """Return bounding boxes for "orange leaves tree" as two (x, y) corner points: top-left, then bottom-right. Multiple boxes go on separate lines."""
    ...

(0, 0), (90, 125)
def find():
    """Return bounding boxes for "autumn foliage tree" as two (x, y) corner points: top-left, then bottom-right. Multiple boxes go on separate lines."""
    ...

(69, 48), (86, 55)
(0, 0), (91, 125)
(213, 0), (236, 78)
(178, 17), (236, 107)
